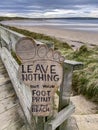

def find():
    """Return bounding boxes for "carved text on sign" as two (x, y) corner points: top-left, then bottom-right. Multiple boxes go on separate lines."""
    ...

(16, 37), (65, 116)
(19, 61), (63, 86)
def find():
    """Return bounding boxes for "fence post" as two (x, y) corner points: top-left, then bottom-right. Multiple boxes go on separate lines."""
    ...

(58, 60), (83, 130)
(58, 63), (73, 130)
(59, 63), (73, 110)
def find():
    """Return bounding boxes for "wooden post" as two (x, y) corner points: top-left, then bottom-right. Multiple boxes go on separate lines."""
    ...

(58, 60), (83, 130)
(58, 63), (73, 130)
(59, 63), (73, 110)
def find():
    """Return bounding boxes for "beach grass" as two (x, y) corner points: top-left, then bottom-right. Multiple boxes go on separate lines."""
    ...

(1, 24), (98, 103)
(67, 45), (98, 102)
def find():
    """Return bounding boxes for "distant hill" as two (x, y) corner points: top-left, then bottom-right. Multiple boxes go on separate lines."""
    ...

(0, 16), (98, 21)
(0, 16), (29, 21)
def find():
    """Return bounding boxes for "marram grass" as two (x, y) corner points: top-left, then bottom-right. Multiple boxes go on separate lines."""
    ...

(67, 45), (98, 103)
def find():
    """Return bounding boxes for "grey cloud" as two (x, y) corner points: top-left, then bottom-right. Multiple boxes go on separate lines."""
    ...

(0, 0), (98, 17)
(1, 0), (98, 9)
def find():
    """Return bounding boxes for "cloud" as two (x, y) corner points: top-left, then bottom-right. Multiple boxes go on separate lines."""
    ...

(0, 0), (98, 17)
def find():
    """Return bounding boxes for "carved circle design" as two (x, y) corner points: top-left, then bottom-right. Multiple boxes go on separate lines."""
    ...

(60, 56), (65, 62)
(16, 37), (36, 60)
(37, 45), (47, 58)
(47, 49), (53, 59)
(53, 51), (60, 61)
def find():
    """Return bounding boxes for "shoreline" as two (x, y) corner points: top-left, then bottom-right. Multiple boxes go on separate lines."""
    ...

(8, 25), (98, 50)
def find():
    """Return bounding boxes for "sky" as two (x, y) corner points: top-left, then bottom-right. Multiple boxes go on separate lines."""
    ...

(0, 0), (98, 18)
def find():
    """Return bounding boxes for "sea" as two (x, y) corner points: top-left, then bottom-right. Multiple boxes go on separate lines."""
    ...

(1, 18), (98, 32)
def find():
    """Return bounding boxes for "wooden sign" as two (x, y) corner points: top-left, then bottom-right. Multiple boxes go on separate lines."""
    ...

(16, 37), (65, 116)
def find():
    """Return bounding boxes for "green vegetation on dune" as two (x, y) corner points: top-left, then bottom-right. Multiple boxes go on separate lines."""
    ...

(0, 16), (28, 21)
(67, 45), (98, 102)
(1, 24), (98, 103)
(5, 25), (71, 51)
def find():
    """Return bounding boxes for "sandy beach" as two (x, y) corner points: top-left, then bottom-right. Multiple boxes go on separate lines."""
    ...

(11, 25), (98, 50)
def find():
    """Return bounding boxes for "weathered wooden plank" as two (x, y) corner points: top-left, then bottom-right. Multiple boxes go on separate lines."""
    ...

(0, 26), (24, 48)
(0, 26), (25, 51)
(0, 76), (10, 86)
(0, 93), (18, 114)
(44, 103), (75, 130)
(0, 47), (35, 130)
(59, 63), (73, 110)
(3, 120), (25, 130)
(0, 104), (24, 130)
(0, 68), (6, 75)
(0, 65), (5, 69)
(0, 59), (30, 130)
(4, 121), (30, 130)
(0, 25), (53, 52)
(64, 60), (83, 70)
(0, 82), (14, 100)
(0, 62), (4, 66)
(0, 73), (8, 78)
